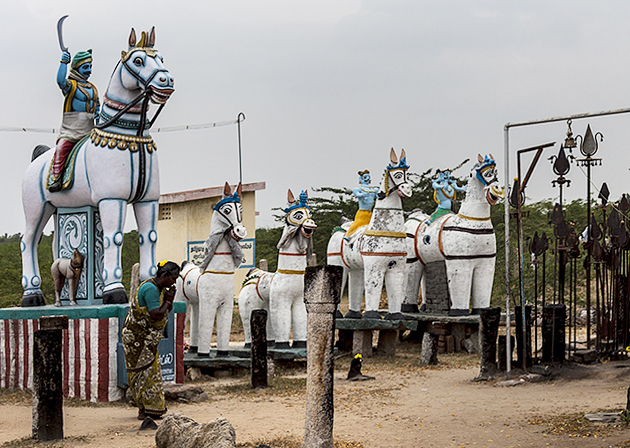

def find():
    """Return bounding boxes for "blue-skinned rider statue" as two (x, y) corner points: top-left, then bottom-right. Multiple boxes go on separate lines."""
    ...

(49, 49), (100, 192)
(426, 169), (466, 224)
(344, 170), (379, 241)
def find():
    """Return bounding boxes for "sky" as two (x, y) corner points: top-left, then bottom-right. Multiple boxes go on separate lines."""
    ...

(2, 0), (630, 236)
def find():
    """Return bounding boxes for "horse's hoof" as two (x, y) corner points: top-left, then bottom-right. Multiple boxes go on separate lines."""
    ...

(448, 309), (471, 317)
(266, 340), (275, 347)
(362, 310), (382, 320)
(216, 350), (229, 357)
(197, 352), (210, 358)
(21, 292), (46, 307)
(188, 346), (198, 353)
(273, 341), (291, 350)
(243, 343), (251, 349)
(335, 309), (344, 319)
(401, 304), (419, 313)
(344, 310), (363, 319)
(70, 300), (77, 306)
(54, 301), (61, 307)
(292, 340), (306, 349)
(103, 288), (128, 304)
(384, 312), (404, 321)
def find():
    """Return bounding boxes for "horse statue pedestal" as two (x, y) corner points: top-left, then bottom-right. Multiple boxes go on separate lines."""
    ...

(57, 206), (104, 306)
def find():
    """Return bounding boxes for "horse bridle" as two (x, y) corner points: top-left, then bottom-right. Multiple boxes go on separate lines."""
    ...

(215, 201), (243, 237)
(378, 168), (408, 200)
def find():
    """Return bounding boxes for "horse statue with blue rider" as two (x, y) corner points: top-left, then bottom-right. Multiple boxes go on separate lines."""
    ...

(403, 154), (504, 315)
(21, 25), (174, 306)
(327, 148), (412, 320)
(176, 183), (247, 357)
(238, 190), (317, 348)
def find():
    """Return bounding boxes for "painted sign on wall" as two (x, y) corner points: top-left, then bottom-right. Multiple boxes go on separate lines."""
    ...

(187, 238), (255, 270)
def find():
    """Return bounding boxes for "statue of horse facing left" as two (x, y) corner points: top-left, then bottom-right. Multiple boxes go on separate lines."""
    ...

(21, 27), (174, 306)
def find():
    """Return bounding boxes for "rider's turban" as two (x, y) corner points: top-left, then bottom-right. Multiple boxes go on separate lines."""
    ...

(71, 49), (93, 69)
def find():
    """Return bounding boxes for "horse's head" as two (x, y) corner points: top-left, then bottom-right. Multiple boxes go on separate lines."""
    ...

(213, 182), (247, 241)
(119, 27), (174, 104)
(284, 189), (316, 238)
(380, 148), (412, 199)
(474, 154), (505, 206)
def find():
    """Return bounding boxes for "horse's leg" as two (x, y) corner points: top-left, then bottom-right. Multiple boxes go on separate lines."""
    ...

(446, 259), (473, 316)
(384, 258), (406, 319)
(269, 278), (292, 348)
(471, 258), (495, 312)
(99, 199), (128, 303)
(21, 202), (55, 306)
(402, 259), (422, 313)
(291, 285), (307, 347)
(133, 200), (158, 282)
(215, 296), (234, 355)
(346, 268), (364, 318)
(189, 299), (199, 352)
(238, 285), (255, 346)
(197, 286), (218, 357)
(363, 258), (386, 319)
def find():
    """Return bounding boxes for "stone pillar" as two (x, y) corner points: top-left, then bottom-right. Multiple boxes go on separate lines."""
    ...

(420, 332), (439, 366)
(302, 265), (342, 448)
(251, 309), (268, 389)
(475, 307), (500, 380)
(542, 304), (566, 363)
(259, 259), (268, 271)
(32, 315), (68, 441)
(423, 261), (451, 314)
(515, 305), (532, 369)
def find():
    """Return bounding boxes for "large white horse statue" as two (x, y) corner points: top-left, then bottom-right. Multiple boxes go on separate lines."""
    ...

(327, 148), (412, 320)
(175, 183), (247, 357)
(21, 28), (174, 305)
(403, 154), (504, 315)
(238, 190), (316, 349)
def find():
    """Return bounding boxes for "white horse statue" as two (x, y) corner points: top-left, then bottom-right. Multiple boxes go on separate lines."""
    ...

(403, 154), (504, 315)
(238, 190), (317, 349)
(21, 28), (174, 305)
(327, 148), (412, 320)
(175, 182), (247, 357)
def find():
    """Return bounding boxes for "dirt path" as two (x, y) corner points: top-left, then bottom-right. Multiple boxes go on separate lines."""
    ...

(2, 352), (630, 447)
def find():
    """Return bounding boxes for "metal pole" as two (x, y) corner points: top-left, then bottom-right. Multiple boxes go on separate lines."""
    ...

(504, 126), (512, 375)
(237, 112), (246, 184)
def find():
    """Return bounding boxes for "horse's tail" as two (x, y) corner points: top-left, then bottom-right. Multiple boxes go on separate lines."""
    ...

(31, 145), (51, 162)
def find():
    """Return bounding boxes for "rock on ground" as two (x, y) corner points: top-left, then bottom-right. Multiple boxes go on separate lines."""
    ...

(155, 414), (236, 448)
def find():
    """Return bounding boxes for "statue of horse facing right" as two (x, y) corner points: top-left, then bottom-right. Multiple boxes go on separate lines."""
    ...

(21, 27), (174, 306)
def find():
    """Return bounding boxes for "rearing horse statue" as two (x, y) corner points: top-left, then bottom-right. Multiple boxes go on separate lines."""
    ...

(327, 148), (412, 319)
(21, 28), (174, 305)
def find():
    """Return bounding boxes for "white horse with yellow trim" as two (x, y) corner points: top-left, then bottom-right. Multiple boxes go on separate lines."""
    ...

(403, 154), (504, 315)
(327, 148), (412, 319)
(175, 183), (247, 357)
(238, 190), (316, 348)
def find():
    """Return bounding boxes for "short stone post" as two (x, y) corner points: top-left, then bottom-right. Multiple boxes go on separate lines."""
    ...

(251, 309), (268, 389)
(302, 265), (343, 448)
(542, 304), (566, 363)
(259, 259), (268, 271)
(474, 307), (500, 380)
(420, 332), (439, 366)
(33, 315), (68, 441)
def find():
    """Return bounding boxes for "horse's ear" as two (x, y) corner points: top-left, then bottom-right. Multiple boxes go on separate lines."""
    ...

(478, 154), (483, 163)
(223, 182), (231, 198)
(149, 26), (155, 47)
(129, 28), (137, 48)
(304, 189), (309, 199)
(489, 153), (495, 161)
(400, 148), (406, 160)
(236, 182), (243, 198)
(287, 189), (295, 204)
(390, 147), (398, 164)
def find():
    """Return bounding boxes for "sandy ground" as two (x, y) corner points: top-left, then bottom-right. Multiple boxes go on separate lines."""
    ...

(3, 345), (630, 448)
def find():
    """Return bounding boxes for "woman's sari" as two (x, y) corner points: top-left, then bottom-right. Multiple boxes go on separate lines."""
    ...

(121, 279), (168, 417)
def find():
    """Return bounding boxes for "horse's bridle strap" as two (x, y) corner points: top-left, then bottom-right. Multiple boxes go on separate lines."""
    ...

(457, 213), (491, 221)
(202, 270), (235, 275)
(364, 230), (407, 238)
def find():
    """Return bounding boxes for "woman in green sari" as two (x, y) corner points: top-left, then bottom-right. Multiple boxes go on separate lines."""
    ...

(122, 260), (180, 420)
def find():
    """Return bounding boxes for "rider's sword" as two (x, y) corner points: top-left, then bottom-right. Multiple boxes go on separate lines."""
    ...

(57, 15), (69, 52)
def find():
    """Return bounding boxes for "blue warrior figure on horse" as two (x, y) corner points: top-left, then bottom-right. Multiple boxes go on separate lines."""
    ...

(50, 35), (100, 192)
(426, 169), (466, 224)
(344, 169), (379, 242)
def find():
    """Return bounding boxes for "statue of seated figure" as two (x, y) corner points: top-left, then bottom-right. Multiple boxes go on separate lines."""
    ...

(426, 169), (466, 224)
(344, 170), (379, 242)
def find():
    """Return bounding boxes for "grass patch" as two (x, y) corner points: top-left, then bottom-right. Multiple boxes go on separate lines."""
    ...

(205, 376), (307, 399)
(1, 435), (90, 447)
